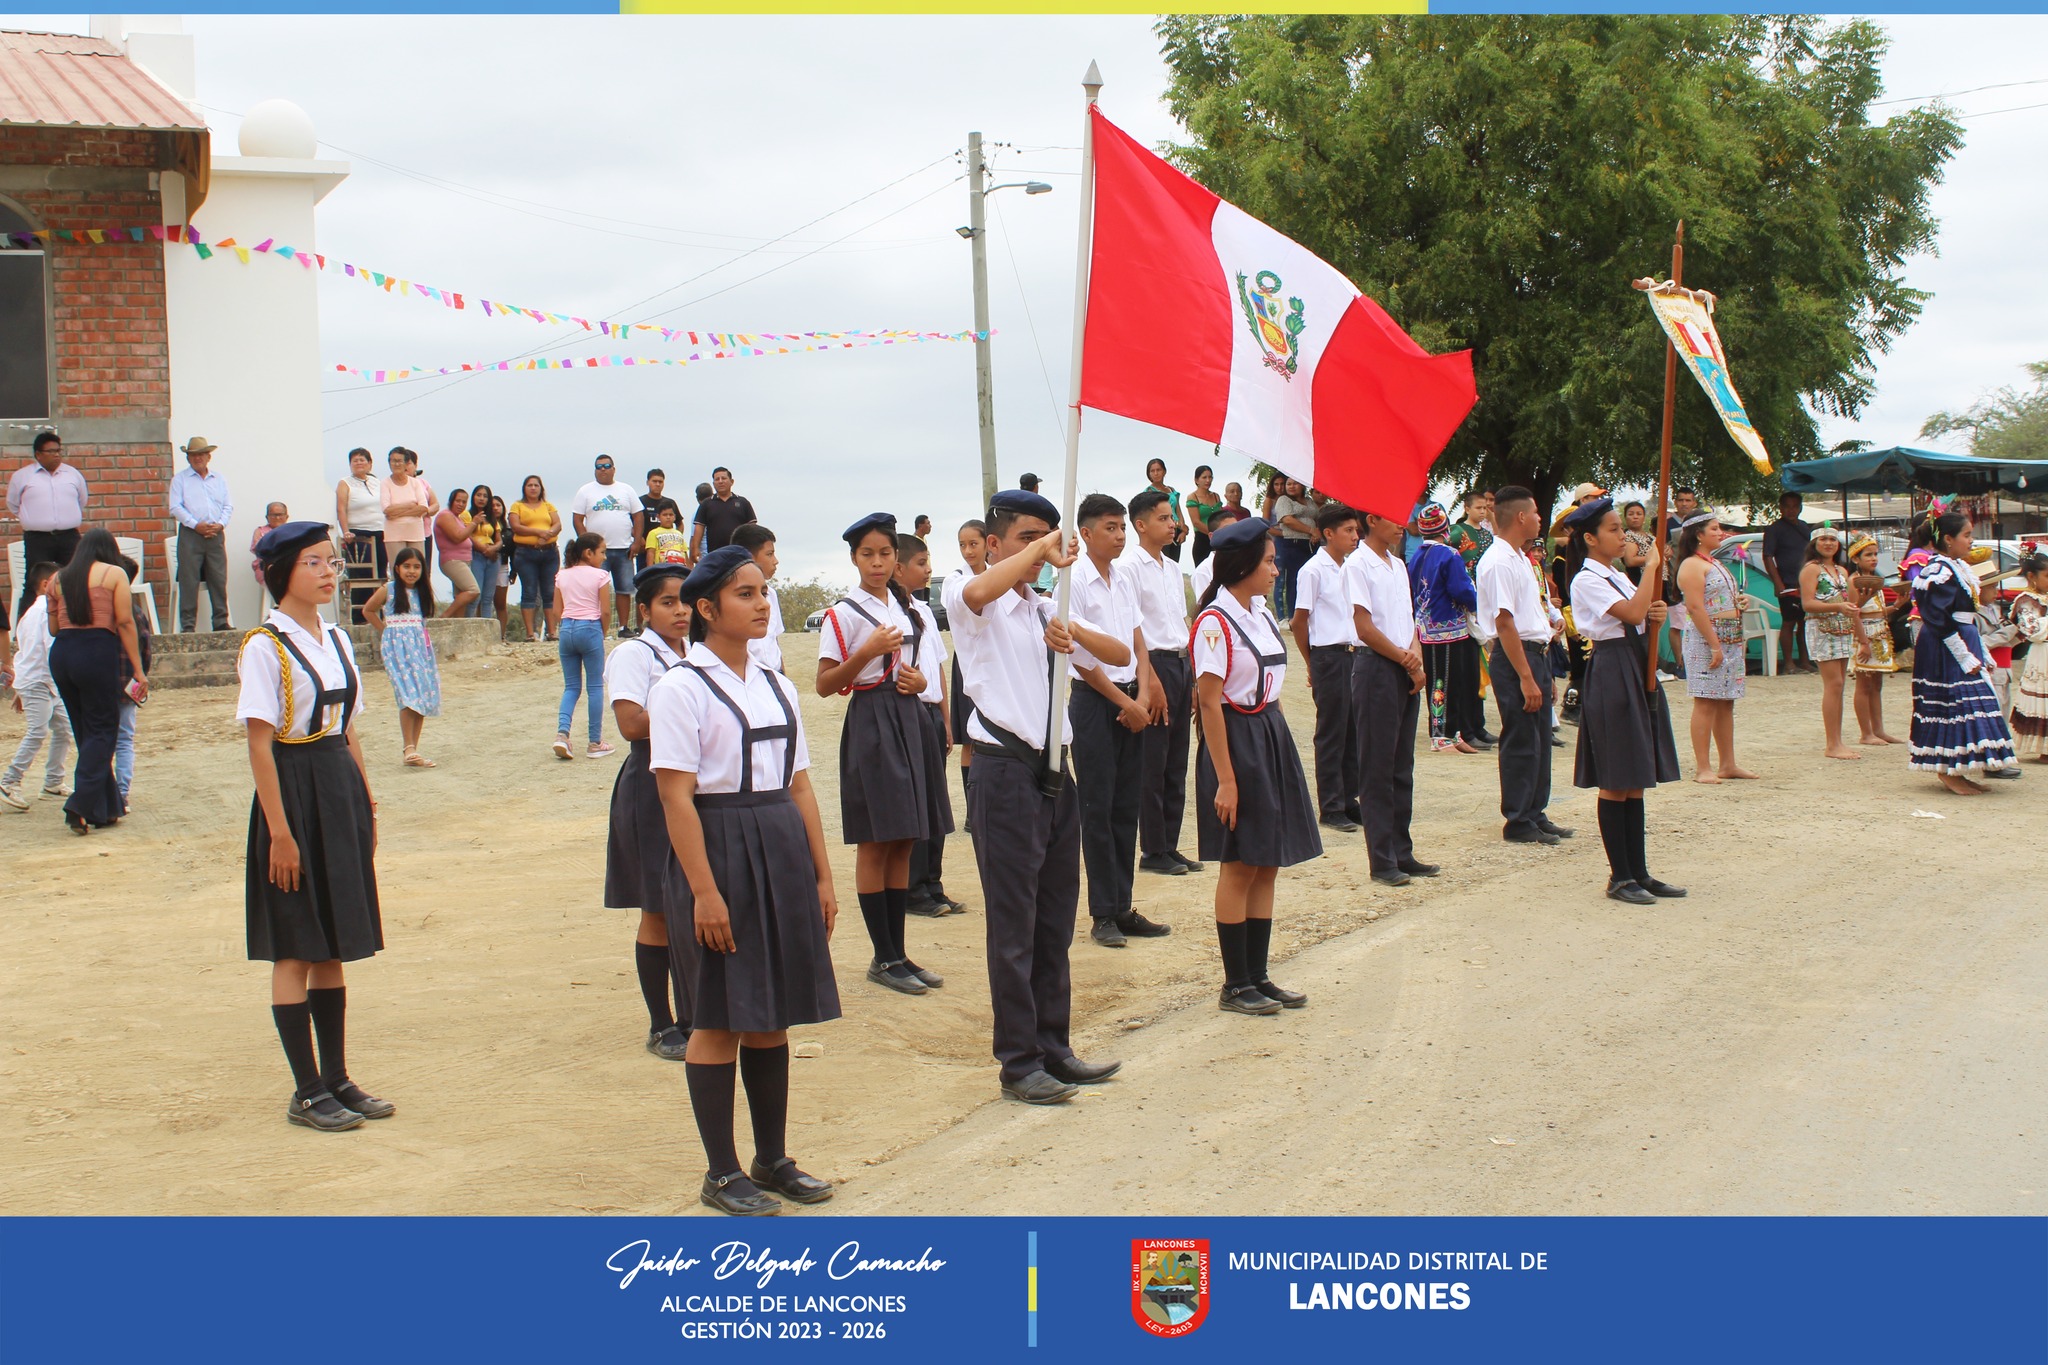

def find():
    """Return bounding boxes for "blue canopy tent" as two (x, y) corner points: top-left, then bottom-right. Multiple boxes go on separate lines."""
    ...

(1778, 446), (2048, 497)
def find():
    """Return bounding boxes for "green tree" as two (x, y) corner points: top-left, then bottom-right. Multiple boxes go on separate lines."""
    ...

(1921, 360), (2048, 461)
(1155, 15), (1962, 514)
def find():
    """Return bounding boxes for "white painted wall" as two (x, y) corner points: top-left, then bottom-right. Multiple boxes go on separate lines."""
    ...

(162, 157), (348, 630)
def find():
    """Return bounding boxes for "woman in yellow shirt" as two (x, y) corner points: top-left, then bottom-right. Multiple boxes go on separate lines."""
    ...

(467, 483), (506, 633)
(509, 475), (563, 643)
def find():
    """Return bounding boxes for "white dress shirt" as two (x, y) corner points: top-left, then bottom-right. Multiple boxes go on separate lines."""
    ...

(169, 467), (234, 530)
(1193, 588), (1290, 707)
(647, 642), (810, 793)
(1070, 554), (1142, 685)
(10, 598), (54, 692)
(1474, 537), (1552, 644)
(1346, 543), (1416, 650)
(749, 582), (785, 674)
(942, 571), (1099, 750)
(1190, 554), (1214, 604)
(8, 461), (89, 532)
(1292, 546), (1361, 647)
(1570, 562), (1637, 642)
(818, 585), (917, 689)
(908, 598), (947, 703)
(235, 609), (368, 737)
(1121, 544), (1188, 654)
(605, 631), (684, 711)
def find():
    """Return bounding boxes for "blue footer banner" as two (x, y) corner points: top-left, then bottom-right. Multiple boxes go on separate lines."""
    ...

(3, 1217), (2043, 1361)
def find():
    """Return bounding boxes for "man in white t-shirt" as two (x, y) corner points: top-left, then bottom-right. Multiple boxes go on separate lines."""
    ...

(1347, 509), (1435, 887)
(572, 454), (645, 638)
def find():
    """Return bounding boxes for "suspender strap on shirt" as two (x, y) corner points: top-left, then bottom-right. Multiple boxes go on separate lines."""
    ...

(827, 597), (913, 694)
(683, 662), (798, 791)
(243, 624), (358, 743)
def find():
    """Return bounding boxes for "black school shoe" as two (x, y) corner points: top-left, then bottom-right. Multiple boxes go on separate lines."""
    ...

(1118, 911), (1172, 938)
(1538, 819), (1575, 839)
(286, 1088), (365, 1132)
(749, 1157), (834, 1204)
(326, 1077), (395, 1119)
(1046, 1054), (1122, 1085)
(1139, 853), (1186, 876)
(1370, 868), (1412, 887)
(1171, 851), (1204, 873)
(867, 959), (928, 995)
(1254, 980), (1308, 1009)
(1397, 859), (1440, 877)
(1606, 879), (1657, 906)
(646, 1025), (689, 1060)
(1090, 918), (1128, 948)
(702, 1171), (783, 1216)
(905, 893), (948, 917)
(1639, 878), (1688, 899)
(1002, 1070), (1079, 1105)
(1321, 815), (1362, 833)
(904, 960), (944, 989)
(1220, 984), (1283, 1016)
(1505, 826), (1560, 846)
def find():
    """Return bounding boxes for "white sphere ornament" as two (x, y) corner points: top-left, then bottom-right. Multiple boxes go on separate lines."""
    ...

(237, 100), (318, 159)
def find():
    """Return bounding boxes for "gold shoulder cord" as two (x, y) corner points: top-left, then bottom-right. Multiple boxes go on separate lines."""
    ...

(239, 626), (341, 745)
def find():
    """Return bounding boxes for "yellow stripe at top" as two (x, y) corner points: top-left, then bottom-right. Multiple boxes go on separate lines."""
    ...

(626, 0), (1424, 13)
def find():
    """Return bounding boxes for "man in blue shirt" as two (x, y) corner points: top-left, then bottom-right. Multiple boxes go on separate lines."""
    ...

(169, 437), (234, 631)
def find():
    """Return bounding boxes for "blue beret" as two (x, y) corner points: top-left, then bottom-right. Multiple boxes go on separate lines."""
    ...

(679, 545), (754, 605)
(1560, 496), (1614, 531)
(1207, 516), (1270, 553)
(842, 512), (897, 547)
(633, 561), (691, 591)
(989, 488), (1060, 529)
(254, 520), (333, 563)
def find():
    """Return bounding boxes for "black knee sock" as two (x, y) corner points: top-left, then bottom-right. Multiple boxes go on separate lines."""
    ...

(856, 890), (891, 963)
(306, 986), (347, 1086)
(1215, 921), (1251, 988)
(883, 886), (910, 963)
(1245, 917), (1274, 983)
(1596, 799), (1630, 882)
(738, 1044), (791, 1169)
(685, 1060), (741, 1178)
(635, 942), (675, 1032)
(1625, 797), (1650, 883)
(271, 1001), (321, 1093)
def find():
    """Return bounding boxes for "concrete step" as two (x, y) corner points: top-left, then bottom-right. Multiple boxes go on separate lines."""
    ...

(144, 617), (506, 687)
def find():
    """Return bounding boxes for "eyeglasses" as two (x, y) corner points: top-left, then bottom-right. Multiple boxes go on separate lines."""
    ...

(297, 557), (347, 573)
(594, 462), (614, 470)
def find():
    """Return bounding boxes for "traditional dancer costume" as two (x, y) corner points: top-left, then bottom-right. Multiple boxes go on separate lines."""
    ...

(1908, 554), (2019, 777)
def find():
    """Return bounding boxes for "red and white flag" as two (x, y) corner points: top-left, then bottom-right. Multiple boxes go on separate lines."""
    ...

(1079, 109), (1477, 521)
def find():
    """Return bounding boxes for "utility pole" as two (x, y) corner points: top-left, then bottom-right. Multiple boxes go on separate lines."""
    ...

(967, 131), (998, 510)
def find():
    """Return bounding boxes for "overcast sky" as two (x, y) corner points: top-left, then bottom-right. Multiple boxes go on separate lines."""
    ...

(22, 14), (2048, 581)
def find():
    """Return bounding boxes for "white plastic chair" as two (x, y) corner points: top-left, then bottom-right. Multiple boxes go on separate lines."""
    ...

(1740, 602), (1778, 678)
(7, 536), (161, 634)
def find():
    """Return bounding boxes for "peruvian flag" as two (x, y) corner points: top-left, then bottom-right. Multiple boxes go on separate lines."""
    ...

(1080, 109), (1477, 521)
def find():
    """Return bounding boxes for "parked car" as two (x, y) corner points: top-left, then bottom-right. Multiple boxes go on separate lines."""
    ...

(804, 608), (827, 632)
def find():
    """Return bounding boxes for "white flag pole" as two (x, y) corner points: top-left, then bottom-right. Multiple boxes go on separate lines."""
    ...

(1043, 59), (1103, 775)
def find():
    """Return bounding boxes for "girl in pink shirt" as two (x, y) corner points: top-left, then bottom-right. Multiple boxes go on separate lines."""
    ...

(555, 533), (615, 759)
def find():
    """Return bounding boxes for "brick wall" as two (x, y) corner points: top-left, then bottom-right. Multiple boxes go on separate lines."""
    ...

(1, 127), (174, 595)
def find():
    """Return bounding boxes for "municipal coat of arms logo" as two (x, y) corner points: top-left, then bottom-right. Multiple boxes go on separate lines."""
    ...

(1236, 270), (1305, 379)
(1131, 1239), (1210, 1337)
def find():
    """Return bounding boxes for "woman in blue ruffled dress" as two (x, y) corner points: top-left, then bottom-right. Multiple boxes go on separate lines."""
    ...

(1909, 512), (2017, 795)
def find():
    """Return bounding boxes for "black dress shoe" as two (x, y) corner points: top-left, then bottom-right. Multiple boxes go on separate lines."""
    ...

(749, 1157), (834, 1204)
(904, 960), (944, 988)
(867, 959), (928, 995)
(1090, 918), (1128, 948)
(646, 1025), (689, 1060)
(1046, 1055), (1122, 1085)
(286, 1089), (365, 1132)
(1219, 984), (1282, 1016)
(1538, 820), (1575, 839)
(1320, 815), (1361, 833)
(1253, 980), (1307, 1008)
(1606, 879), (1657, 906)
(1474, 732), (1498, 746)
(1370, 868), (1412, 887)
(1139, 853), (1187, 876)
(1117, 911), (1172, 938)
(904, 895), (948, 918)
(701, 1171), (783, 1216)
(1397, 859), (1440, 877)
(327, 1077), (396, 1119)
(1640, 878), (1688, 898)
(1002, 1070), (1079, 1105)
(1171, 851), (1204, 872)
(1551, 734), (1566, 747)
(1504, 827), (1560, 846)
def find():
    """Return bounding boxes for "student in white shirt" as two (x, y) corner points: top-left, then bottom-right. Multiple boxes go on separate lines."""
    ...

(1068, 494), (1170, 948)
(1560, 498), (1685, 907)
(1123, 487), (1200, 876)
(1, 563), (71, 807)
(944, 489), (1127, 1106)
(648, 545), (839, 1216)
(1474, 486), (1570, 846)
(1289, 502), (1364, 832)
(731, 524), (784, 674)
(1348, 509), (1436, 886)
(817, 514), (940, 996)
(238, 521), (390, 1133)
(894, 532), (963, 918)
(1194, 518), (1321, 1016)
(604, 562), (692, 1062)
(946, 520), (989, 780)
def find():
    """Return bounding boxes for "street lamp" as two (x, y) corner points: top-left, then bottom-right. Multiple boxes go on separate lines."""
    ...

(963, 130), (1054, 509)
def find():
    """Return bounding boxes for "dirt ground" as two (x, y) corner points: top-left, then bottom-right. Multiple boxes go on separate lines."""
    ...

(1, 635), (2038, 1217)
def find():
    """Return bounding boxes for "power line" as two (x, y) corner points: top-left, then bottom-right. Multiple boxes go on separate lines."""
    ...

(1870, 76), (2048, 106)
(1957, 99), (2048, 119)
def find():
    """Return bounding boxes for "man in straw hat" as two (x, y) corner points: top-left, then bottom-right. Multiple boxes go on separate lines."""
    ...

(170, 437), (235, 632)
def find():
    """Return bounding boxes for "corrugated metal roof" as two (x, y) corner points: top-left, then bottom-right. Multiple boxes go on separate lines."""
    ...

(0, 30), (205, 132)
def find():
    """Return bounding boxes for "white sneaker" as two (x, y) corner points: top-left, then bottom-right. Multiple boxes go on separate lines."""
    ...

(587, 741), (616, 759)
(0, 783), (27, 811)
(552, 733), (573, 760)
